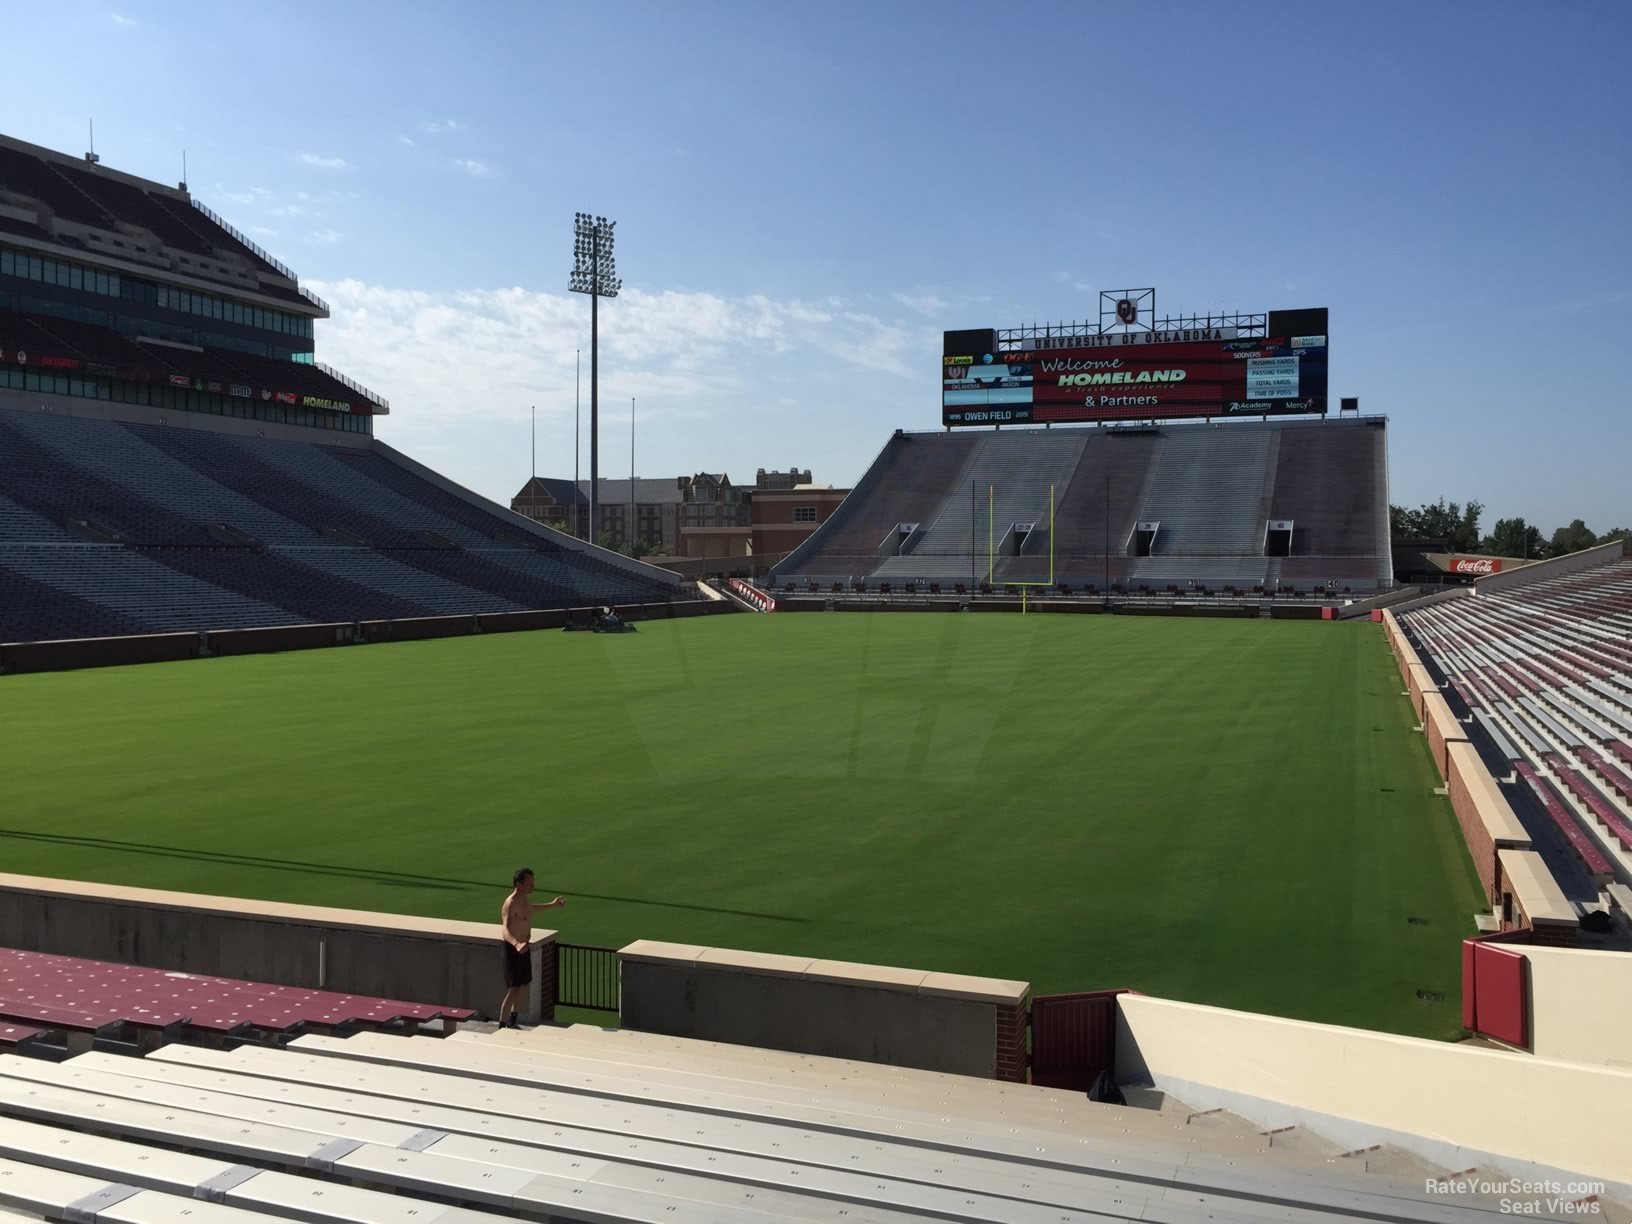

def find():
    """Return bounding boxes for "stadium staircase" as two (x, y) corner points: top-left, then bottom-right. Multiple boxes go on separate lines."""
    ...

(1399, 555), (1632, 913)
(0, 1017), (1616, 1222)
(0, 407), (687, 643)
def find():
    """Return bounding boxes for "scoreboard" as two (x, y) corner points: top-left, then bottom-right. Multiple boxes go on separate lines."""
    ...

(942, 309), (1327, 427)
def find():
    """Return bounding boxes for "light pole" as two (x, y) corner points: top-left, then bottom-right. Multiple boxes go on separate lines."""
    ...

(569, 214), (621, 545)
(629, 396), (636, 553)
(574, 349), (580, 538)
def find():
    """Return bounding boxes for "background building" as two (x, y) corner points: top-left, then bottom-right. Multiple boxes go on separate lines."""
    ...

(752, 482), (849, 558)
(580, 478), (683, 554)
(510, 477), (587, 537)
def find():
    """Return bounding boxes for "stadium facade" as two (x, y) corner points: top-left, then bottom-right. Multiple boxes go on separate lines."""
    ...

(0, 133), (688, 648)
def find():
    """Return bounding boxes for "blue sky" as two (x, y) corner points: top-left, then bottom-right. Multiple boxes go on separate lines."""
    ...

(2, 1), (1628, 533)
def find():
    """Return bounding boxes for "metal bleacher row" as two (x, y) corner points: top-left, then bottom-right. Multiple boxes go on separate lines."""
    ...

(771, 417), (1388, 594)
(0, 971), (1571, 1223)
(0, 408), (684, 643)
(1399, 558), (1632, 897)
(0, 949), (473, 1054)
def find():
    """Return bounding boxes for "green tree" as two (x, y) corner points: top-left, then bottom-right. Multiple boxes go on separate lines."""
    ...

(1485, 517), (1546, 560)
(1596, 526), (1628, 545)
(1548, 519), (1597, 556)
(1391, 498), (1482, 552)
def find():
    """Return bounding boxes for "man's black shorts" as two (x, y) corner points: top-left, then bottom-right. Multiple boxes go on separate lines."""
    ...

(502, 941), (532, 988)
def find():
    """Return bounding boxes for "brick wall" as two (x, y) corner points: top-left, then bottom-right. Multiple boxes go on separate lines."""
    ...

(995, 996), (1028, 1082)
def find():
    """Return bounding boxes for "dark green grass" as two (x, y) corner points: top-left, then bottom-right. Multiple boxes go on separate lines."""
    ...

(0, 614), (1482, 1039)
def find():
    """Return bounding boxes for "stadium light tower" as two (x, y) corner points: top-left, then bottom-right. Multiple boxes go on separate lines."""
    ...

(570, 213), (621, 544)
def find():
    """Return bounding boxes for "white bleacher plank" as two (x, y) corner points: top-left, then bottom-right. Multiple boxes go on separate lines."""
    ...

(0, 1059), (926, 1224)
(225, 1172), (508, 1224)
(0, 1058), (418, 1149)
(475, 1026), (1103, 1129)
(95, 1191), (285, 1224)
(1539, 691), (1616, 742)
(1520, 698), (1584, 748)
(264, 1039), (1518, 1224)
(73, 1050), (1164, 1222)
(1571, 686), (1632, 736)
(0, 1111), (504, 1224)
(0, 1155), (114, 1217)
(0, 1078), (800, 1224)
(0, 1114), (228, 1193)
(135, 1046), (1173, 1215)
(1495, 704), (1551, 755)
(0, 1079), (325, 1167)
(1587, 678), (1632, 711)
(288, 1030), (1227, 1166)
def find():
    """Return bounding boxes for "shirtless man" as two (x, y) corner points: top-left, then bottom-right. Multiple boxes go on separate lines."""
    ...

(499, 867), (564, 1028)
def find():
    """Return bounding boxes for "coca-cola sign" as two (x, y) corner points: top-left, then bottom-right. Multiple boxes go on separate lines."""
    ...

(1450, 557), (1501, 575)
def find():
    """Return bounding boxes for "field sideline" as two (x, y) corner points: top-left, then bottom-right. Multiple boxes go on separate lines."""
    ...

(0, 614), (1483, 1039)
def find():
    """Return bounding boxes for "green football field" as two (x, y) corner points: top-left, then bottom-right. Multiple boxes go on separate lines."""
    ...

(0, 613), (1483, 1039)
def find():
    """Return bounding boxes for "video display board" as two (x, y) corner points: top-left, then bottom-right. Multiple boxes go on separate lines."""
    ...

(942, 311), (1327, 427)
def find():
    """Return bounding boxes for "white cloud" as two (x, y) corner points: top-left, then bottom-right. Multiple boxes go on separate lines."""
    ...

(454, 158), (496, 178)
(398, 135), (416, 147)
(297, 152), (348, 170)
(419, 119), (464, 135)
(1051, 270), (1071, 284)
(302, 279), (923, 435)
(891, 290), (952, 317)
(110, 12), (135, 25)
(310, 229), (341, 245)
(246, 225), (278, 238)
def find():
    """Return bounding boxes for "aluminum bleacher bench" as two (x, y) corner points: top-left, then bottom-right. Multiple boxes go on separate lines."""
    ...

(1495, 703), (1552, 756)
(0, 1003), (130, 1056)
(277, 1033), (1512, 1222)
(0, 1113), (507, 1224)
(1538, 690), (1617, 743)
(0, 1024), (57, 1057)
(27, 1047), (1143, 1222)
(1576, 745), (1632, 804)
(1567, 685), (1632, 737)
(0, 1154), (286, 1224)
(1520, 698), (1584, 748)
(1513, 762), (1615, 882)
(0, 1062), (886, 1224)
(122, 1043), (1527, 1224)
(1547, 766), (1632, 852)
(0, 949), (472, 1041)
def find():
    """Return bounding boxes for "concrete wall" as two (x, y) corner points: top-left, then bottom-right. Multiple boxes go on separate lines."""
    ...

(1475, 536), (1629, 595)
(1388, 613), (1574, 944)
(1406, 662), (1439, 722)
(1, 631), (200, 674)
(1384, 586), (1475, 616)
(0, 872), (556, 1023)
(618, 940), (1029, 1081)
(1523, 945), (1632, 1069)
(1497, 849), (1577, 943)
(1446, 741), (1531, 906)
(1114, 992), (1632, 1189)
(1422, 691), (1469, 776)
(2, 600), (730, 675)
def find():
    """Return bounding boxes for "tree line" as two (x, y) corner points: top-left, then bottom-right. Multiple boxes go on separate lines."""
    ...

(1390, 498), (1629, 560)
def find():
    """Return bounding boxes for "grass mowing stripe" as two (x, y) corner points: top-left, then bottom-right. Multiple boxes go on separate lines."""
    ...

(0, 614), (1481, 1039)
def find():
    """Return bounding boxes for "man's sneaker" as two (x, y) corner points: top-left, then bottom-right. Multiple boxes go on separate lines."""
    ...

(504, 1015), (519, 1029)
